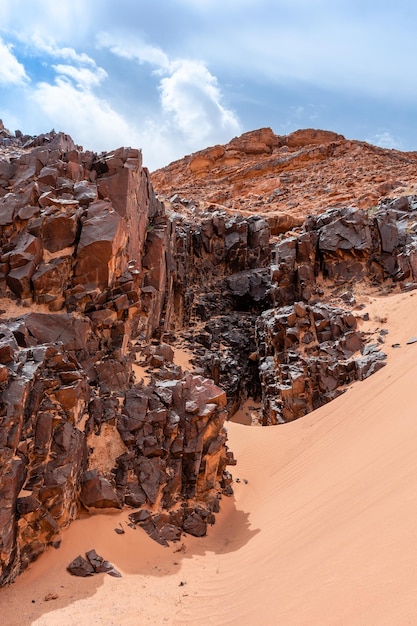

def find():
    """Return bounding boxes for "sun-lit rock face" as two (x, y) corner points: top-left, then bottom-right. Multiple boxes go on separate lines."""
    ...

(0, 129), (235, 585)
(151, 126), (417, 224)
(2, 123), (417, 586)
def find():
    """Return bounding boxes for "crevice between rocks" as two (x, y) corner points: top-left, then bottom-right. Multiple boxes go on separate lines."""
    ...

(1, 130), (417, 585)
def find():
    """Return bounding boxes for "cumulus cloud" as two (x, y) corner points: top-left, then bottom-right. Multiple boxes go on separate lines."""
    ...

(30, 77), (141, 153)
(159, 59), (240, 141)
(98, 33), (241, 156)
(0, 37), (28, 85)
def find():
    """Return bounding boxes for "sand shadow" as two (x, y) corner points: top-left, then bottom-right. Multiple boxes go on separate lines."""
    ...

(132, 497), (261, 577)
(0, 496), (259, 624)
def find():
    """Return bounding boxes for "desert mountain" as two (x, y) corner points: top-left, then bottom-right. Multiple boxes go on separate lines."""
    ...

(152, 127), (417, 232)
(1, 120), (417, 626)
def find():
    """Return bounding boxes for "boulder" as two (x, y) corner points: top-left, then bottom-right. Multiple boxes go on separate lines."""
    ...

(67, 555), (95, 577)
(79, 470), (121, 510)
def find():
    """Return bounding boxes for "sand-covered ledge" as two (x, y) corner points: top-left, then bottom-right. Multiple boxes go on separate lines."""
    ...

(2, 290), (417, 625)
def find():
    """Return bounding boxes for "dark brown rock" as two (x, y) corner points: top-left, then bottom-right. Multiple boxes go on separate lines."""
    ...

(85, 549), (122, 577)
(79, 470), (121, 510)
(256, 302), (387, 424)
(4, 124), (416, 590)
(40, 212), (79, 253)
(74, 208), (124, 289)
(183, 512), (207, 537)
(67, 555), (95, 577)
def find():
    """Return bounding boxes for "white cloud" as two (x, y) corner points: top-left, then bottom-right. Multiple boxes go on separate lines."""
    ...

(0, 37), (28, 85)
(96, 33), (170, 70)
(30, 77), (141, 153)
(366, 131), (401, 150)
(29, 34), (97, 67)
(159, 59), (240, 142)
(52, 64), (108, 88)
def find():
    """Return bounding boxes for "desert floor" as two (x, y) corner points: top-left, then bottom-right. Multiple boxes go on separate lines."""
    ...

(2, 290), (417, 625)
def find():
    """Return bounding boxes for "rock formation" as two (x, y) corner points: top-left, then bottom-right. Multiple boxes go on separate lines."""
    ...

(174, 198), (417, 424)
(151, 127), (417, 231)
(1, 122), (416, 586)
(0, 128), (235, 585)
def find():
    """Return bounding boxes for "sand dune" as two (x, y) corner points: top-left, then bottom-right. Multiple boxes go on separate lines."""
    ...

(2, 291), (417, 625)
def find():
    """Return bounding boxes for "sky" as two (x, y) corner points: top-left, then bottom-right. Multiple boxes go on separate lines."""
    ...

(0, 0), (416, 171)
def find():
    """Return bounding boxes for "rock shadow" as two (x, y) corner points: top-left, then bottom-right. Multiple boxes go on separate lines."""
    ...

(0, 496), (259, 623)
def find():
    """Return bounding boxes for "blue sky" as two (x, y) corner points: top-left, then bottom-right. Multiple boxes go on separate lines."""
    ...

(0, 0), (416, 170)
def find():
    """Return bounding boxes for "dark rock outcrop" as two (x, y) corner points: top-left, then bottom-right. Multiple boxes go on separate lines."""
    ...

(179, 201), (417, 424)
(256, 302), (386, 424)
(0, 132), (235, 585)
(1, 125), (417, 586)
(67, 550), (121, 578)
(271, 201), (417, 307)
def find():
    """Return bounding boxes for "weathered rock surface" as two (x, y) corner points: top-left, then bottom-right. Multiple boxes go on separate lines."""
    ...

(1, 123), (417, 585)
(270, 201), (417, 306)
(67, 549), (121, 578)
(0, 129), (235, 585)
(256, 302), (386, 424)
(151, 127), (417, 226)
(190, 197), (417, 421)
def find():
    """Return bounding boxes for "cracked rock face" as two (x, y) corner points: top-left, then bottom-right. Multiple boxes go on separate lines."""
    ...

(1, 124), (417, 586)
(0, 130), (235, 585)
(256, 302), (386, 424)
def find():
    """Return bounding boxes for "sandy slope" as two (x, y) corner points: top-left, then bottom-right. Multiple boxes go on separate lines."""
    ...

(2, 291), (417, 625)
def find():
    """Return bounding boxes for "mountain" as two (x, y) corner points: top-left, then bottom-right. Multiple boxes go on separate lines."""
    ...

(151, 127), (417, 232)
(1, 122), (417, 605)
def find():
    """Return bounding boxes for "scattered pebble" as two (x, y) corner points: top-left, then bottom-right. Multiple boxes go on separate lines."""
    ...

(114, 523), (125, 534)
(44, 592), (58, 602)
(173, 543), (186, 553)
(406, 337), (417, 344)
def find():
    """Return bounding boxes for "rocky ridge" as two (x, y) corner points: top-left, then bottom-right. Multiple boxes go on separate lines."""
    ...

(151, 127), (417, 233)
(0, 122), (417, 585)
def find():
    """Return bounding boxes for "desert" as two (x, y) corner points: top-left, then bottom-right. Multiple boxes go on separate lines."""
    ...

(1, 122), (417, 626)
(2, 289), (417, 625)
